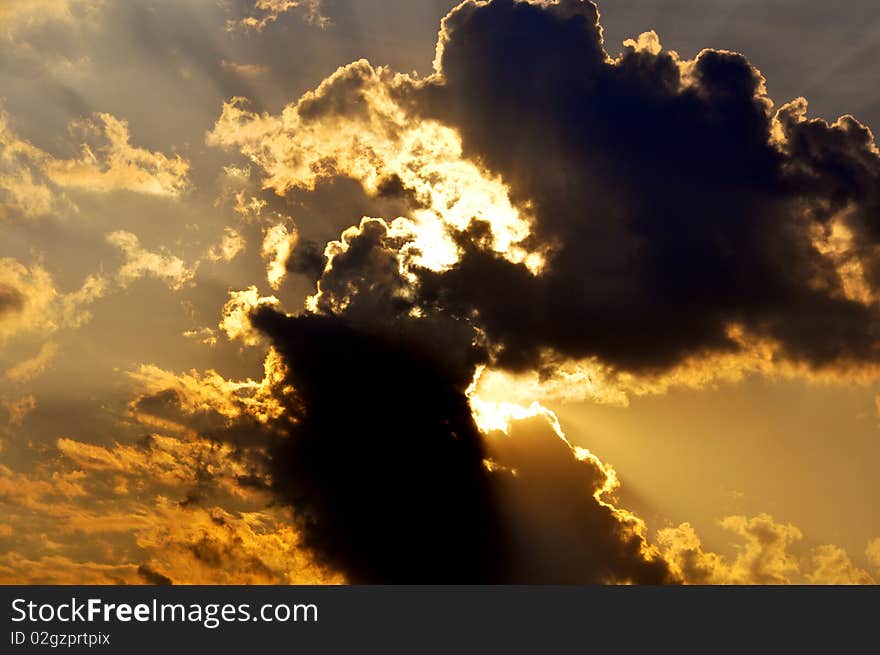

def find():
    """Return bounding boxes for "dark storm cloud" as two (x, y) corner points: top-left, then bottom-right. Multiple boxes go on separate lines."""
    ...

(249, 307), (675, 583)
(251, 309), (500, 583)
(404, 0), (880, 374)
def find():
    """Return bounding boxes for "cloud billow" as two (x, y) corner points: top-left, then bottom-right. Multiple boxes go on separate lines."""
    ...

(413, 0), (880, 374)
(206, 0), (880, 583)
(250, 308), (675, 583)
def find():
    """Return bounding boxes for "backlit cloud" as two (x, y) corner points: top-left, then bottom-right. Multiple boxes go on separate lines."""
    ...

(0, 0), (104, 41)
(206, 227), (246, 263)
(196, 0), (880, 583)
(230, 0), (330, 32)
(106, 231), (196, 290)
(45, 113), (190, 197)
(0, 109), (189, 221)
(0, 257), (106, 345)
(261, 221), (296, 289)
(658, 514), (875, 584)
(2, 0), (879, 586)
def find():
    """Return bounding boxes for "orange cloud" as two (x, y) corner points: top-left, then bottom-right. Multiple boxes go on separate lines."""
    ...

(3, 393), (36, 425)
(658, 514), (875, 584)
(0, 414), (335, 584)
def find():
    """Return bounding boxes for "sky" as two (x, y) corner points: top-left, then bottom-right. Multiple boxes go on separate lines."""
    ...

(0, 0), (879, 584)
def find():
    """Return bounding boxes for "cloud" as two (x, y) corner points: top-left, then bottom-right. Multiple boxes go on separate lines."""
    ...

(658, 514), (875, 584)
(286, 238), (326, 282)
(409, 0), (880, 378)
(0, 423), (336, 584)
(218, 286), (280, 345)
(866, 538), (880, 574)
(127, 347), (289, 425)
(0, 284), (25, 316)
(249, 310), (498, 583)
(0, 108), (190, 220)
(208, 0), (880, 404)
(807, 544), (875, 585)
(132, 501), (340, 584)
(45, 113), (190, 197)
(206, 227), (246, 263)
(197, 0), (880, 582)
(0, 109), (61, 220)
(137, 564), (172, 585)
(0, 257), (106, 345)
(182, 327), (218, 347)
(5, 341), (59, 382)
(0, 554), (140, 585)
(248, 308), (676, 583)
(4, 0), (877, 586)
(304, 217), (419, 317)
(0, 0), (103, 41)
(2, 394), (36, 426)
(483, 416), (671, 583)
(229, 0), (330, 32)
(261, 221), (297, 289)
(106, 231), (196, 290)
(207, 63), (539, 273)
(55, 433), (259, 496)
(219, 60), (270, 78)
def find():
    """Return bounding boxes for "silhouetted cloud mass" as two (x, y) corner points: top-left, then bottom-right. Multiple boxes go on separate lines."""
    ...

(231, 0), (880, 583)
(251, 309), (502, 583)
(251, 308), (675, 583)
(410, 0), (880, 374)
(2, 0), (878, 585)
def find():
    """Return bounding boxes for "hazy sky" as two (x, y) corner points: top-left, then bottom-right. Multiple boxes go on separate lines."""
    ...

(1, 0), (879, 584)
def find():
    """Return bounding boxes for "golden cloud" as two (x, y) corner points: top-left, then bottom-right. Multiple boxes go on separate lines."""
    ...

(866, 538), (880, 575)
(0, 257), (106, 346)
(134, 501), (341, 584)
(0, 0), (105, 41)
(0, 429), (336, 584)
(261, 221), (296, 289)
(219, 286), (280, 346)
(658, 514), (875, 584)
(220, 60), (270, 78)
(0, 108), (189, 221)
(229, 0), (329, 32)
(206, 227), (246, 263)
(106, 230), (196, 290)
(45, 113), (190, 197)
(0, 554), (140, 585)
(467, 321), (880, 414)
(3, 393), (36, 425)
(0, 109), (60, 219)
(5, 341), (59, 383)
(128, 347), (289, 424)
(207, 60), (542, 273)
